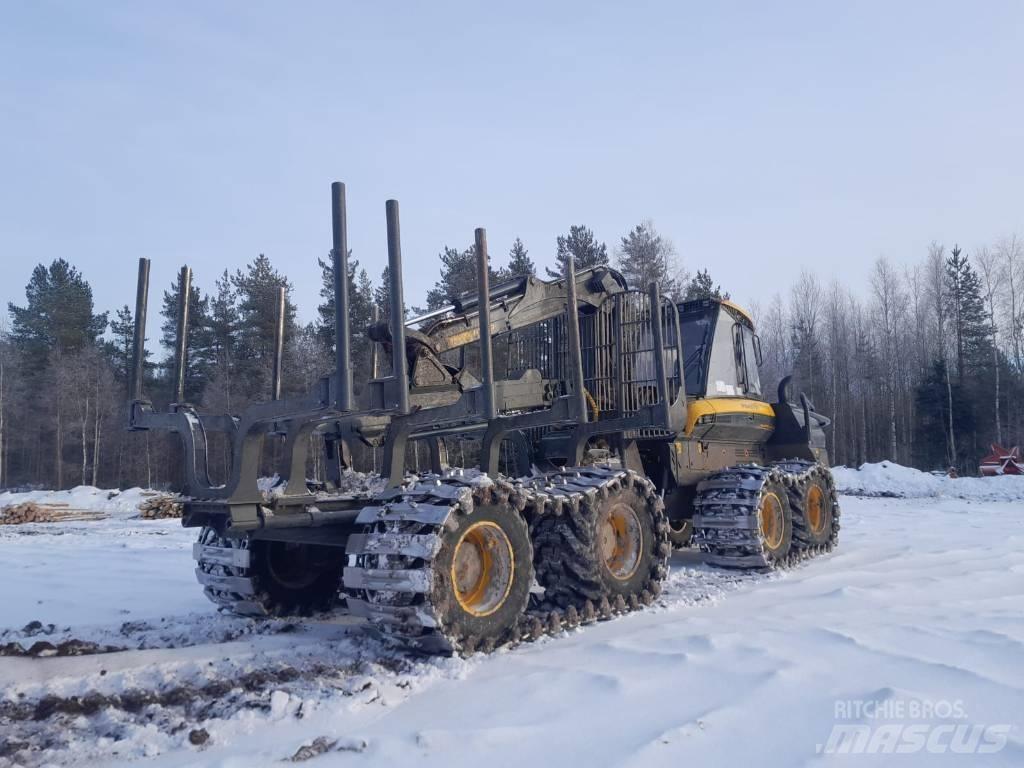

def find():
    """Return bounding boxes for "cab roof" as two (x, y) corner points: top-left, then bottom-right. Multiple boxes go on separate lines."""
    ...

(678, 296), (754, 328)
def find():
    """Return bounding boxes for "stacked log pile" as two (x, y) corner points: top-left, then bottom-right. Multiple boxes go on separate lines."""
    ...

(137, 494), (183, 519)
(0, 502), (106, 525)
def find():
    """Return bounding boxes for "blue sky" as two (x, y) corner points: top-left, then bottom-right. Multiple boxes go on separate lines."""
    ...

(2, 2), (1023, 344)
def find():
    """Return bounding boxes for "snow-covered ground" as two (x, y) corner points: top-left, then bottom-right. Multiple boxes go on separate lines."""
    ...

(833, 461), (1024, 502)
(1, 465), (1022, 767)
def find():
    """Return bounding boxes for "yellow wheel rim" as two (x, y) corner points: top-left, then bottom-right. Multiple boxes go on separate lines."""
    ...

(759, 492), (785, 550)
(451, 521), (515, 617)
(806, 485), (826, 535)
(598, 502), (643, 581)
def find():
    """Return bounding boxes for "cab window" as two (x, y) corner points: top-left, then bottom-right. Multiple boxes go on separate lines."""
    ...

(733, 323), (762, 397)
(705, 308), (743, 396)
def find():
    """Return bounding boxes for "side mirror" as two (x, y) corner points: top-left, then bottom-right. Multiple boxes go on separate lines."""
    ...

(753, 334), (764, 367)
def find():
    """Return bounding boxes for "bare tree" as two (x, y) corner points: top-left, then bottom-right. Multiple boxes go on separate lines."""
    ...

(870, 257), (905, 460)
(789, 271), (823, 398)
(926, 242), (956, 466)
(996, 234), (1023, 372)
(975, 245), (1005, 443)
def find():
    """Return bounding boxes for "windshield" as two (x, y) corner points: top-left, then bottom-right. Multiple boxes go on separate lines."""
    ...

(679, 311), (714, 396)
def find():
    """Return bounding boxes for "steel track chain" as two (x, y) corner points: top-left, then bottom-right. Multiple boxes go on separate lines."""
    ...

(342, 466), (671, 656)
(692, 460), (841, 569)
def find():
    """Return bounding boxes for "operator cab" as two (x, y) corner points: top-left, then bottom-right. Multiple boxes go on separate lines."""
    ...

(678, 298), (763, 401)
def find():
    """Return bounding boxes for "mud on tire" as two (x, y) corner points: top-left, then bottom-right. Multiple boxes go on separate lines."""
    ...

(531, 473), (670, 610)
(776, 461), (841, 553)
(429, 503), (534, 648)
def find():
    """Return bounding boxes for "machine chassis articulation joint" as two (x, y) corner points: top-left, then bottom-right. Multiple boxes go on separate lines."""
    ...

(126, 181), (839, 655)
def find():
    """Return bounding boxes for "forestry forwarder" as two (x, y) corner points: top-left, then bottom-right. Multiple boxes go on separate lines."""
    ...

(125, 182), (839, 655)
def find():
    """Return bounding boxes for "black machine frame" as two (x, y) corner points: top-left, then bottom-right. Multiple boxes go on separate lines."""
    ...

(126, 182), (688, 536)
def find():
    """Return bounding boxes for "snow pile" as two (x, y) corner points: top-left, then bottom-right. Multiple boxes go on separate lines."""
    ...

(833, 461), (1024, 502)
(0, 486), (162, 520)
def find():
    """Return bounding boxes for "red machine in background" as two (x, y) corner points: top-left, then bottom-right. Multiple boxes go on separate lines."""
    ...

(979, 444), (1023, 476)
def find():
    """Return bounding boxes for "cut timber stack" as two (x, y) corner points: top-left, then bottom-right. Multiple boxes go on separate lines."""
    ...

(0, 502), (106, 525)
(138, 494), (183, 519)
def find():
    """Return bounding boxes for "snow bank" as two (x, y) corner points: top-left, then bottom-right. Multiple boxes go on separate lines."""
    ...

(0, 486), (159, 520)
(833, 461), (1024, 502)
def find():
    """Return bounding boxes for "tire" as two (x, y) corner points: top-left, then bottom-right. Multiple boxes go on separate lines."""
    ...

(248, 540), (345, 615)
(790, 469), (839, 551)
(756, 477), (794, 565)
(196, 527), (344, 617)
(428, 503), (534, 647)
(533, 481), (666, 609)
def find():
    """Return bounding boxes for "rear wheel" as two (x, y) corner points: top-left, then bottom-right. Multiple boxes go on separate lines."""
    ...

(532, 476), (669, 609)
(195, 528), (344, 617)
(249, 540), (345, 614)
(429, 504), (533, 647)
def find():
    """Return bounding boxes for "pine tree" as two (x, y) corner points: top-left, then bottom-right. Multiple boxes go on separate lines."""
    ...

(8, 259), (108, 377)
(615, 220), (681, 297)
(207, 270), (238, 365)
(232, 254), (297, 400)
(945, 245), (991, 381)
(315, 254), (376, 389)
(546, 225), (608, 279)
(159, 273), (212, 402)
(684, 269), (729, 301)
(107, 305), (135, 392)
(375, 266), (391, 322)
(425, 246), (504, 310)
(507, 237), (535, 278)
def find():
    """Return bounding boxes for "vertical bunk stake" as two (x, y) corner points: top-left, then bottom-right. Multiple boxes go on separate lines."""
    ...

(130, 258), (151, 401)
(331, 181), (353, 411)
(386, 200), (410, 414)
(172, 266), (192, 404)
(648, 282), (670, 425)
(564, 253), (588, 424)
(272, 286), (285, 400)
(475, 228), (496, 420)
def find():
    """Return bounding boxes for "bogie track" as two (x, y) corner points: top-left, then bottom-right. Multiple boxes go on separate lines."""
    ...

(342, 466), (671, 656)
(194, 529), (345, 617)
(693, 461), (841, 570)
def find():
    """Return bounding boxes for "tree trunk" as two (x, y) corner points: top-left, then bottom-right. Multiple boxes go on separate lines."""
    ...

(55, 403), (63, 490)
(888, 382), (897, 461)
(944, 362), (956, 469)
(993, 342), (1002, 445)
(92, 409), (101, 488)
(81, 395), (89, 485)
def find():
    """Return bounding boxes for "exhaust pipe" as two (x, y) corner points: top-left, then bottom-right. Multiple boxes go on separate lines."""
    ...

(385, 200), (410, 414)
(475, 228), (496, 419)
(130, 257), (151, 401)
(172, 266), (192, 404)
(331, 182), (352, 411)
